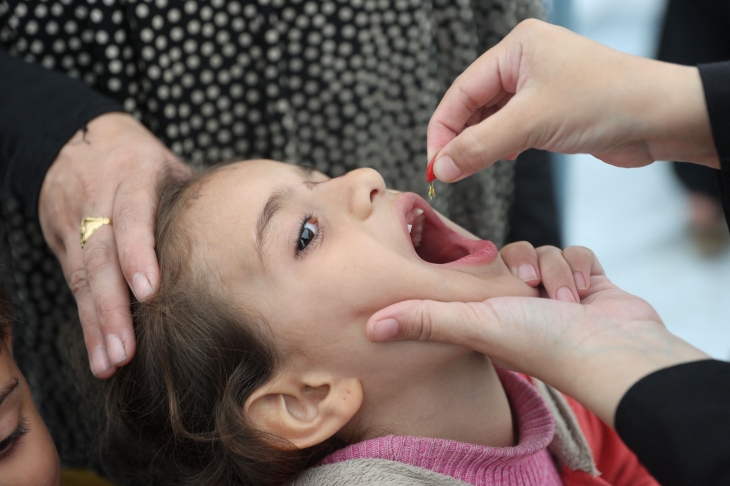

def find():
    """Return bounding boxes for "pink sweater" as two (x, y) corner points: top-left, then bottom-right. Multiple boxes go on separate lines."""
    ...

(321, 369), (562, 485)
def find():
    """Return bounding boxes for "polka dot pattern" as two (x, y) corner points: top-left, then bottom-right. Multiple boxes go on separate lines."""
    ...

(0, 0), (544, 467)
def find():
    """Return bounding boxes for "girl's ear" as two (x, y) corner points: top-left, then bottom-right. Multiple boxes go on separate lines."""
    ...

(244, 372), (363, 449)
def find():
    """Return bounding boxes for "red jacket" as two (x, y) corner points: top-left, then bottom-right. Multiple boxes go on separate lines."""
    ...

(558, 393), (658, 486)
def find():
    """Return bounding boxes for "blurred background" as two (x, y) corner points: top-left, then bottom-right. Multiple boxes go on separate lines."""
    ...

(547, 0), (730, 359)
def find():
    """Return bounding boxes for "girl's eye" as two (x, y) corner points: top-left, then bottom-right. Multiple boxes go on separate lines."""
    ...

(0, 416), (28, 459)
(297, 220), (318, 254)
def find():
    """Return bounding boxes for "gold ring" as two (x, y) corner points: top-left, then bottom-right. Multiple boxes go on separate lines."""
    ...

(80, 217), (112, 249)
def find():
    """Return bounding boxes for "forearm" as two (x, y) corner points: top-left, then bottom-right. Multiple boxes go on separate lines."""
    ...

(0, 50), (122, 212)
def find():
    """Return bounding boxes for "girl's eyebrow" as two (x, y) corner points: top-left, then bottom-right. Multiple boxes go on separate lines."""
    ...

(255, 185), (296, 261)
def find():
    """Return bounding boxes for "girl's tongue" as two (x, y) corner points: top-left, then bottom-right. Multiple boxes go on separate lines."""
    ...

(407, 207), (481, 264)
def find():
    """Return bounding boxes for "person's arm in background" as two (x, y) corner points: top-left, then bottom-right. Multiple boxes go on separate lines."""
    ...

(0, 50), (190, 377)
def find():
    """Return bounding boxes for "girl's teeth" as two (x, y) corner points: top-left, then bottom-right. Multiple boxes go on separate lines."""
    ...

(407, 207), (425, 247)
(410, 221), (423, 247)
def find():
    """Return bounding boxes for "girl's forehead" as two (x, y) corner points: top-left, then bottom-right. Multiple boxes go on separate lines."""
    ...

(196, 161), (290, 205)
(187, 162), (300, 274)
(199, 161), (296, 202)
(208, 160), (329, 186)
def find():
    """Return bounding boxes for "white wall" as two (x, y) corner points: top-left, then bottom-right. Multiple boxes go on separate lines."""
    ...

(561, 0), (730, 359)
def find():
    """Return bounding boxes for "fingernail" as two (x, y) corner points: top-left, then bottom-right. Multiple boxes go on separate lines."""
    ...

(106, 335), (127, 366)
(371, 318), (399, 342)
(90, 345), (111, 376)
(556, 286), (576, 303)
(573, 271), (586, 290)
(517, 263), (538, 282)
(132, 273), (153, 300)
(434, 156), (462, 181)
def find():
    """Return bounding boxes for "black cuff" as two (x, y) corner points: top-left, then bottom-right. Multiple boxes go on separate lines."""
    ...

(698, 62), (730, 230)
(616, 359), (730, 486)
(699, 62), (730, 162)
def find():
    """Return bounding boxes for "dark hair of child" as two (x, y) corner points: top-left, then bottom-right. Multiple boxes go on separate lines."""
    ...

(101, 169), (347, 486)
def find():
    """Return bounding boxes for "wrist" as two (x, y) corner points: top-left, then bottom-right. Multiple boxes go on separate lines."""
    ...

(563, 327), (709, 427)
(643, 63), (718, 168)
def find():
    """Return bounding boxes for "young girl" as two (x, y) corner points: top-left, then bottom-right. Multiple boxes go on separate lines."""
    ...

(0, 291), (60, 485)
(103, 160), (656, 486)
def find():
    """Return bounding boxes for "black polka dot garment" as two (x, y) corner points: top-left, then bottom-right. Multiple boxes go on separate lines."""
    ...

(0, 0), (544, 467)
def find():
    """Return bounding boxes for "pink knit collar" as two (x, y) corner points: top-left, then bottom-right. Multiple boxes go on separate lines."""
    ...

(320, 368), (561, 485)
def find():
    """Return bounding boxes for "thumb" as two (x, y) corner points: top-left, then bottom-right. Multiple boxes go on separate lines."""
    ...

(433, 99), (532, 182)
(367, 296), (583, 378)
(366, 299), (498, 352)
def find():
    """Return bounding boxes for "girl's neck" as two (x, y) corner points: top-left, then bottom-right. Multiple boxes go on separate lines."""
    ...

(352, 351), (514, 447)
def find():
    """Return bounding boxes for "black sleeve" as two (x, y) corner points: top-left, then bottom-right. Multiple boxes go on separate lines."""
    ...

(615, 359), (730, 486)
(0, 50), (122, 213)
(698, 62), (730, 230)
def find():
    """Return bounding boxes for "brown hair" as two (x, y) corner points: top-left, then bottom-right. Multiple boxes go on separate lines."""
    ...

(103, 169), (345, 485)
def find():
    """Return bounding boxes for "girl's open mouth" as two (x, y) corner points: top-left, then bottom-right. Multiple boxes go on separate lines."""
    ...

(396, 193), (498, 267)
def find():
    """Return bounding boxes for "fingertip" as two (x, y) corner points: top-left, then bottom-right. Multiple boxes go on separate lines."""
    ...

(106, 334), (129, 367)
(555, 286), (578, 303)
(368, 318), (400, 342)
(90, 345), (113, 377)
(517, 263), (540, 286)
(132, 272), (154, 301)
(123, 332), (137, 362)
(95, 367), (118, 379)
(433, 155), (463, 182)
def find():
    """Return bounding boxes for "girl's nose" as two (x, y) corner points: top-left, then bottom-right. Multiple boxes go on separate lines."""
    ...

(341, 168), (386, 220)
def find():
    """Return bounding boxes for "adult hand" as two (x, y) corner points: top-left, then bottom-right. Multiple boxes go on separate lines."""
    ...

(427, 19), (718, 182)
(38, 112), (191, 378)
(499, 242), (599, 302)
(367, 247), (709, 426)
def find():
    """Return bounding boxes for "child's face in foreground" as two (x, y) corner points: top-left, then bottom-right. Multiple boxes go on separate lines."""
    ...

(194, 160), (536, 373)
(0, 336), (60, 486)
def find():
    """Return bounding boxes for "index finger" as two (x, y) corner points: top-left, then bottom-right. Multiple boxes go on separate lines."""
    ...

(113, 176), (162, 303)
(114, 162), (190, 301)
(426, 44), (517, 161)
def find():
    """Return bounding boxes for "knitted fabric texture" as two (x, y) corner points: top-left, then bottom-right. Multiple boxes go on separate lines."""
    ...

(321, 369), (561, 486)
